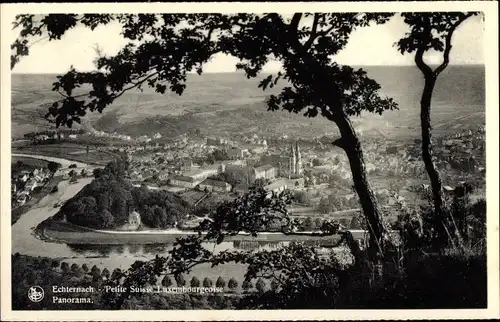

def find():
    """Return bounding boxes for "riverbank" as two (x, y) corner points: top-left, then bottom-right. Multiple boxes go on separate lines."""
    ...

(37, 218), (349, 245)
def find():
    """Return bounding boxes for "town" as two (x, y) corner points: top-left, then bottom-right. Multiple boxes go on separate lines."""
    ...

(12, 125), (486, 230)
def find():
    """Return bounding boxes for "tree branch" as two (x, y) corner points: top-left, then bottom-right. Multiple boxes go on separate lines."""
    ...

(303, 13), (320, 50)
(434, 13), (475, 76)
(289, 13), (303, 33)
(111, 71), (159, 100)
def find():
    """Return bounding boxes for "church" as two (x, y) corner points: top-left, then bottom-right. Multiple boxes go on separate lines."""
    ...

(260, 142), (303, 178)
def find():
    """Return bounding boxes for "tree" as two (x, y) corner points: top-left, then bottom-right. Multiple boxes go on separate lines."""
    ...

(203, 277), (213, 288)
(51, 260), (59, 269)
(175, 274), (186, 287)
(302, 217), (313, 231)
(161, 275), (173, 287)
(91, 265), (101, 278)
(314, 217), (323, 230)
(228, 278), (238, 292)
(397, 12), (478, 248)
(242, 280), (253, 293)
(215, 276), (226, 289)
(47, 161), (60, 173)
(190, 276), (200, 287)
(255, 278), (266, 294)
(60, 262), (69, 273)
(70, 263), (79, 272)
(102, 268), (110, 279)
(312, 158), (323, 167)
(81, 263), (89, 273)
(12, 13), (398, 258)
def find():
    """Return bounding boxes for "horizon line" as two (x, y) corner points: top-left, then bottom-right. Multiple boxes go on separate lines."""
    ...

(11, 63), (485, 76)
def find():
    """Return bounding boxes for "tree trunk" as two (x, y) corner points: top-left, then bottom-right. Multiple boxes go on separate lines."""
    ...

(334, 113), (386, 261)
(420, 75), (462, 249)
(420, 75), (445, 216)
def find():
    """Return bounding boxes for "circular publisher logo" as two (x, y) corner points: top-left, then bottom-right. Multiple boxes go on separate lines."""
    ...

(28, 286), (44, 303)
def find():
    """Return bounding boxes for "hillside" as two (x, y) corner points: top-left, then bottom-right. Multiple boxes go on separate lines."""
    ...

(11, 66), (485, 141)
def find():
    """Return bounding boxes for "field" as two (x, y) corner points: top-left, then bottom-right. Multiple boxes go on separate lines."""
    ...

(11, 66), (485, 142)
(11, 156), (49, 169)
(12, 143), (117, 166)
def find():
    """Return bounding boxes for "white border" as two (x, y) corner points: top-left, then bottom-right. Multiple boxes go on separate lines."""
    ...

(1, 1), (499, 321)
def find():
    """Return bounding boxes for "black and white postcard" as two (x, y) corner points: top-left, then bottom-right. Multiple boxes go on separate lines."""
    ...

(1, 1), (498, 320)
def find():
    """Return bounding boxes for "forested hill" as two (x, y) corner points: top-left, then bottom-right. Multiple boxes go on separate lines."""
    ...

(55, 159), (190, 230)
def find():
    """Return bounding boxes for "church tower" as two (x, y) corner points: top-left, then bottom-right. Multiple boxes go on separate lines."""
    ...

(295, 142), (302, 176)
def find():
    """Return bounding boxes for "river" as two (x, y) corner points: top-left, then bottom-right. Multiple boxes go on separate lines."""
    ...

(10, 154), (316, 280)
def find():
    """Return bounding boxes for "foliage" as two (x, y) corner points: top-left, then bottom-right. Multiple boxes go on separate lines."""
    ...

(190, 276), (200, 287)
(228, 277), (238, 291)
(202, 277), (213, 288)
(11, 13), (401, 258)
(47, 161), (61, 172)
(60, 158), (189, 229)
(215, 276), (226, 288)
(397, 12), (479, 249)
(10, 12), (487, 311)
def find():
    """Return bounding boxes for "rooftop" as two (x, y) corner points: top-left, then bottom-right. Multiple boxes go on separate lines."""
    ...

(201, 179), (231, 187)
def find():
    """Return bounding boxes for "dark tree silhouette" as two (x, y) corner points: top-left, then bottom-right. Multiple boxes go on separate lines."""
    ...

(161, 275), (173, 287)
(242, 280), (253, 293)
(190, 276), (200, 287)
(255, 278), (266, 294)
(397, 12), (478, 249)
(228, 277), (238, 292)
(60, 261), (69, 273)
(175, 274), (186, 287)
(11, 13), (398, 258)
(215, 276), (226, 289)
(202, 277), (213, 288)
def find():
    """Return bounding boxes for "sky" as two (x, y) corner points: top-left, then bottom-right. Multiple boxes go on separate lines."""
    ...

(12, 14), (484, 74)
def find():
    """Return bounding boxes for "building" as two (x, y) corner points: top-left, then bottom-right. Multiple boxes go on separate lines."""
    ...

(180, 157), (193, 171)
(233, 183), (250, 194)
(264, 179), (288, 193)
(207, 137), (227, 146)
(128, 211), (141, 228)
(183, 167), (220, 181)
(224, 165), (255, 184)
(170, 175), (201, 188)
(260, 141), (302, 178)
(253, 164), (276, 181)
(199, 179), (232, 192)
(226, 147), (248, 159)
(25, 179), (37, 191)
